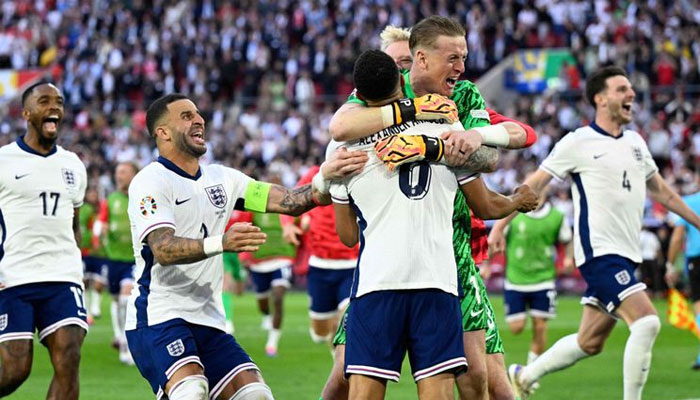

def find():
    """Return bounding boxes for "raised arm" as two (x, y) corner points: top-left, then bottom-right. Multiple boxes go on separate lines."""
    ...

(647, 172), (700, 230)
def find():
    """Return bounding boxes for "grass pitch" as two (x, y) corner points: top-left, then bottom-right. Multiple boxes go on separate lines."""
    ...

(9, 292), (699, 399)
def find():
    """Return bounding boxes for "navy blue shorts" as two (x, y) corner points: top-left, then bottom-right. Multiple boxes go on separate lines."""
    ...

(250, 265), (291, 297)
(83, 255), (108, 284)
(504, 288), (557, 322)
(578, 255), (646, 314)
(345, 290), (467, 382)
(126, 318), (258, 400)
(307, 266), (354, 318)
(106, 260), (135, 295)
(0, 282), (88, 343)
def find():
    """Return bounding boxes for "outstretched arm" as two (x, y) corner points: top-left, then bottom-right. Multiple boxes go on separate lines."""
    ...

(460, 177), (538, 220)
(647, 173), (700, 230)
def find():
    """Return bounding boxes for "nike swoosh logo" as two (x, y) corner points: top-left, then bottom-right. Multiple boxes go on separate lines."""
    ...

(175, 198), (191, 205)
(14, 173), (30, 179)
(593, 153), (606, 159)
(470, 309), (483, 317)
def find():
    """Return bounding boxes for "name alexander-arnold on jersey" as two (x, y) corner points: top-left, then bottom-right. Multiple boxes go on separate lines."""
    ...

(356, 119), (448, 146)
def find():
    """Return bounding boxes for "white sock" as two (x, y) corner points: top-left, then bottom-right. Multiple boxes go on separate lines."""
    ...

(110, 300), (120, 341)
(266, 329), (281, 349)
(89, 288), (101, 316)
(527, 351), (539, 365)
(521, 334), (588, 385)
(118, 295), (128, 340)
(623, 315), (660, 400)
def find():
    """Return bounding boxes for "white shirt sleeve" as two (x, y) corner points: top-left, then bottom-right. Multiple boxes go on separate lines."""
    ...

(558, 216), (573, 243)
(73, 162), (88, 208)
(639, 137), (659, 180)
(540, 133), (578, 180)
(330, 180), (350, 204)
(128, 171), (177, 243)
(223, 166), (253, 209)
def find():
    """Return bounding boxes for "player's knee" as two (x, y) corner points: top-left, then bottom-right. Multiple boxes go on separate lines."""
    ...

(508, 321), (525, 335)
(579, 337), (605, 355)
(229, 382), (274, 400)
(309, 327), (332, 344)
(168, 375), (209, 400)
(630, 315), (661, 340)
(0, 359), (31, 395)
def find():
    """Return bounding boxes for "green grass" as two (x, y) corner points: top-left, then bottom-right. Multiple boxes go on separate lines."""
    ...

(8, 292), (700, 399)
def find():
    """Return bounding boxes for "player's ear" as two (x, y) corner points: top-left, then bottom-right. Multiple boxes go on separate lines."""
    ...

(414, 49), (427, 69)
(155, 125), (170, 141)
(21, 108), (30, 121)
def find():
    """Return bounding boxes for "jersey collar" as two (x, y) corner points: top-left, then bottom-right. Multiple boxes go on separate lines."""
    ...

(157, 156), (202, 180)
(16, 135), (57, 157)
(589, 121), (624, 140)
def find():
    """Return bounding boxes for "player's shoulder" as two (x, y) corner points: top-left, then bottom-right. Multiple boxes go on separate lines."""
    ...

(55, 146), (86, 170)
(0, 140), (19, 156)
(325, 139), (346, 159)
(452, 79), (482, 98)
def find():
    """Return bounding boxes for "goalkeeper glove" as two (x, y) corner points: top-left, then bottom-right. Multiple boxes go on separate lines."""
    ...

(374, 134), (445, 171)
(381, 94), (459, 126)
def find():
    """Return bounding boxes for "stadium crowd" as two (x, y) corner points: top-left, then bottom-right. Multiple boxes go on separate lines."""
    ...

(0, 0), (699, 244)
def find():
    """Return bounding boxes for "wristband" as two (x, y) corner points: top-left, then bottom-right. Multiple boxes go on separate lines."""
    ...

(312, 170), (330, 194)
(380, 98), (416, 127)
(474, 124), (510, 147)
(203, 235), (223, 257)
(421, 135), (445, 162)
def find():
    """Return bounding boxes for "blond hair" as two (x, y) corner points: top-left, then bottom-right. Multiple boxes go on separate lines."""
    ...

(380, 25), (411, 51)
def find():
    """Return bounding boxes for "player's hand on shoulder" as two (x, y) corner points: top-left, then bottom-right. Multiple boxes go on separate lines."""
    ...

(374, 134), (444, 171)
(223, 222), (267, 253)
(282, 223), (303, 246)
(321, 147), (368, 180)
(513, 184), (538, 213)
(441, 129), (483, 166)
(413, 94), (458, 123)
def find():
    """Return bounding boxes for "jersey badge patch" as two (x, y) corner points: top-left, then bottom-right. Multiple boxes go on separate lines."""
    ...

(206, 184), (228, 208)
(631, 146), (643, 162)
(166, 339), (185, 357)
(470, 109), (490, 121)
(139, 196), (157, 216)
(614, 270), (631, 285)
(0, 314), (7, 331)
(62, 168), (76, 187)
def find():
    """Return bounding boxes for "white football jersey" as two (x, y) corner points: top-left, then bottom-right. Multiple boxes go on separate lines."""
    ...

(125, 157), (253, 331)
(540, 123), (658, 266)
(0, 137), (87, 288)
(329, 119), (476, 298)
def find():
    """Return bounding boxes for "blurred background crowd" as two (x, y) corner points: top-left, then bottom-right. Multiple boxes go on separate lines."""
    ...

(0, 0), (698, 291)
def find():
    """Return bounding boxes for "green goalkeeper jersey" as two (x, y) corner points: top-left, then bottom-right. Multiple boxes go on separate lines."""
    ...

(104, 191), (135, 262)
(505, 202), (568, 287)
(347, 70), (491, 276)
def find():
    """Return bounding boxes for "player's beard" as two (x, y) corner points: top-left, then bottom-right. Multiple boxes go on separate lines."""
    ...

(610, 102), (632, 125)
(29, 117), (59, 147)
(173, 127), (207, 158)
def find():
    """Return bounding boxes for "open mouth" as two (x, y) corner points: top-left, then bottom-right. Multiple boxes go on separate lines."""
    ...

(446, 78), (457, 88)
(190, 130), (205, 145)
(621, 103), (632, 112)
(42, 115), (60, 133)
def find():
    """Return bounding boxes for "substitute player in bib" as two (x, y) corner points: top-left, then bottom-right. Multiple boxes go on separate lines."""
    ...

(666, 165), (700, 370)
(490, 66), (700, 400)
(0, 82), (88, 399)
(126, 93), (367, 400)
(94, 161), (139, 365)
(326, 17), (538, 400)
(492, 187), (573, 365)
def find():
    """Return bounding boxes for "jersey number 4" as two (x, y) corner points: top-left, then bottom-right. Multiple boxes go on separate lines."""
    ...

(398, 161), (432, 200)
(622, 170), (631, 192)
(40, 191), (60, 216)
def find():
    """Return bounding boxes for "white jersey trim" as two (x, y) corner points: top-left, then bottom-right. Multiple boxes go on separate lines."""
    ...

(504, 281), (555, 292)
(308, 256), (356, 269)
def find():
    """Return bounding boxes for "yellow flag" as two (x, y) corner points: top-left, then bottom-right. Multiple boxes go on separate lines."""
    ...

(667, 288), (700, 339)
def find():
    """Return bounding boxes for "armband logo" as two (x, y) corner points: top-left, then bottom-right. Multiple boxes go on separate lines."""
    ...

(0, 314), (7, 331)
(139, 196), (157, 217)
(470, 109), (490, 121)
(206, 184), (228, 208)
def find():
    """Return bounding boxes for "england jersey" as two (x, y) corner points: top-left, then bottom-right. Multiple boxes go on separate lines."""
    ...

(540, 122), (658, 266)
(125, 157), (253, 332)
(0, 137), (87, 289)
(329, 120), (477, 298)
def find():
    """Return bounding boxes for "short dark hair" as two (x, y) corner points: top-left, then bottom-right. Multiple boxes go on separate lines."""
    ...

(409, 16), (465, 53)
(145, 93), (189, 137)
(21, 81), (55, 106)
(117, 161), (140, 174)
(585, 66), (628, 108)
(353, 50), (399, 102)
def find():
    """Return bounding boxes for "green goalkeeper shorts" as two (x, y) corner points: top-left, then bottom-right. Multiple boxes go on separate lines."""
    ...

(332, 306), (348, 346)
(460, 264), (504, 354)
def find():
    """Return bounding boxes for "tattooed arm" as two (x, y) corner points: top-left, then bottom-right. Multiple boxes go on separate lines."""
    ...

(462, 145), (500, 173)
(265, 184), (331, 216)
(146, 227), (207, 266)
